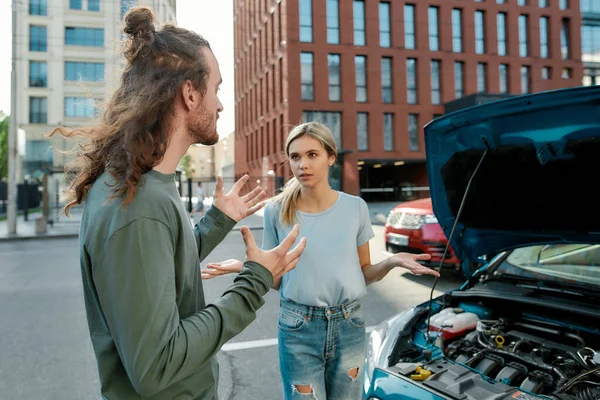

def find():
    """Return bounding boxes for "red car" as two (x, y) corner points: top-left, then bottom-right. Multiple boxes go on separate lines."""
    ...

(384, 198), (462, 271)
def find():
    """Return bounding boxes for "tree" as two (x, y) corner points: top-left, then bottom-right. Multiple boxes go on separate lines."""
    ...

(0, 112), (8, 181)
(179, 153), (195, 179)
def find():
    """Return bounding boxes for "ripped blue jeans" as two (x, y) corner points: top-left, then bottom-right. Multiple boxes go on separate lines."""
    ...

(278, 298), (366, 400)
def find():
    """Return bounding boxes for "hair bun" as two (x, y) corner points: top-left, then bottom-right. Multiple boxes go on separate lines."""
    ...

(124, 7), (156, 39)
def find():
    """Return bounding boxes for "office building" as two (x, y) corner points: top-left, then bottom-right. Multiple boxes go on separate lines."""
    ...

(234, 0), (582, 199)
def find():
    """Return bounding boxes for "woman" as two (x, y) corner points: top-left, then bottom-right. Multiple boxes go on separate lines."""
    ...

(203, 122), (439, 399)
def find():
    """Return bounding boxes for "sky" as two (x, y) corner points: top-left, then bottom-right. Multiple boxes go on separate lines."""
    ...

(0, 0), (235, 138)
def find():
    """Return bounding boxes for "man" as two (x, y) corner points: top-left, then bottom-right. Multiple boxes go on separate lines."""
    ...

(193, 181), (205, 216)
(50, 7), (306, 399)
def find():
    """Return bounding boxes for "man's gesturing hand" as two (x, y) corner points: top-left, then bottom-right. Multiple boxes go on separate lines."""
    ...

(240, 225), (306, 280)
(212, 175), (267, 222)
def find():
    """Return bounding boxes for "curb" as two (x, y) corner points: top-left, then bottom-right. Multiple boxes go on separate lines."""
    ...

(0, 232), (80, 243)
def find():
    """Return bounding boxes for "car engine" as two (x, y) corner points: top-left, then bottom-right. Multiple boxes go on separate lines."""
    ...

(390, 306), (600, 400)
(444, 318), (600, 399)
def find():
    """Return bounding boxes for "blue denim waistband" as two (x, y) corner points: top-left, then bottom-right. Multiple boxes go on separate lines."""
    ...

(280, 298), (361, 320)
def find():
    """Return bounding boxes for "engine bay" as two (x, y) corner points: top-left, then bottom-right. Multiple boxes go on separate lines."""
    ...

(388, 299), (600, 400)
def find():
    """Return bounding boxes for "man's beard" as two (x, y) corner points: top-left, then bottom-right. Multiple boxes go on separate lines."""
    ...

(189, 113), (219, 145)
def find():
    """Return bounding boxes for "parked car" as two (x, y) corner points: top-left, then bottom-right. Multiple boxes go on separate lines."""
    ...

(385, 198), (462, 272)
(364, 86), (600, 400)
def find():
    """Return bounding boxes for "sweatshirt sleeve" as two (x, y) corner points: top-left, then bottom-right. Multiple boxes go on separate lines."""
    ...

(93, 217), (273, 397)
(194, 205), (237, 262)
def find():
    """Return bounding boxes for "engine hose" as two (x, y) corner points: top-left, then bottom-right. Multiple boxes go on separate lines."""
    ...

(557, 367), (600, 394)
(576, 387), (599, 400)
(476, 333), (567, 381)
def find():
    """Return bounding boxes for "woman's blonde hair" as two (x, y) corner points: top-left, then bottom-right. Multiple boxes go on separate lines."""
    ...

(272, 121), (338, 225)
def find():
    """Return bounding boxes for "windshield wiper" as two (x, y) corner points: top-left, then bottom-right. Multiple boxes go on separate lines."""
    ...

(482, 273), (598, 299)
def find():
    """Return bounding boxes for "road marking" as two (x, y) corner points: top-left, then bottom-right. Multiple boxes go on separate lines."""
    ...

(221, 326), (377, 352)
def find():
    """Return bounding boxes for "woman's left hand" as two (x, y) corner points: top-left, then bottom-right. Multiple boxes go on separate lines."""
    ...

(201, 259), (244, 279)
(390, 253), (440, 277)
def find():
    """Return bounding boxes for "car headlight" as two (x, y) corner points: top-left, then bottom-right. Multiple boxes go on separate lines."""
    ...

(424, 214), (438, 224)
(364, 307), (421, 388)
(386, 212), (438, 230)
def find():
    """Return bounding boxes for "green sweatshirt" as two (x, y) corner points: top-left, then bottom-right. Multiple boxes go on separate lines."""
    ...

(78, 170), (273, 399)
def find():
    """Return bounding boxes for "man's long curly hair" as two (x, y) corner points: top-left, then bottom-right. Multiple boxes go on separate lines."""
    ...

(49, 6), (211, 216)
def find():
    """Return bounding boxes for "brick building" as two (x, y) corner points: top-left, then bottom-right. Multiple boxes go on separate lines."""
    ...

(233, 0), (582, 199)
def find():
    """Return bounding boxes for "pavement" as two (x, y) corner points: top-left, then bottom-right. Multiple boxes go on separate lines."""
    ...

(0, 199), (400, 242)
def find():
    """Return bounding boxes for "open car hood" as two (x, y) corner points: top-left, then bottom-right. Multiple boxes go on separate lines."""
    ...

(424, 86), (600, 261)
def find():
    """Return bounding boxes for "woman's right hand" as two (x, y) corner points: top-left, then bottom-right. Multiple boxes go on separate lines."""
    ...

(201, 259), (243, 279)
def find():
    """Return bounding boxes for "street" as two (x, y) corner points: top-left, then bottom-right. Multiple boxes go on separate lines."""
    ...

(0, 224), (464, 400)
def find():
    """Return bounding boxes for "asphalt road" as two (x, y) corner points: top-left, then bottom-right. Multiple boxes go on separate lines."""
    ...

(0, 225), (464, 400)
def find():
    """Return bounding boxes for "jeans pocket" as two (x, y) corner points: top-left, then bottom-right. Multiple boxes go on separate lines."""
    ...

(278, 309), (307, 331)
(346, 308), (365, 329)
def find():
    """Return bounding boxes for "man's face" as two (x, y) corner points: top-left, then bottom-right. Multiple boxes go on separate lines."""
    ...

(188, 47), (223, 146)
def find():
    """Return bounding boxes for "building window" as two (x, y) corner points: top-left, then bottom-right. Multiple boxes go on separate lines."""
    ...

(354, 1), (366, 46)
(328, 54), (341, 102)
(384, 113), (394, 151)
(404, 4), (415, 50)
(23, 140), (53, 175)
(88, 0), (100, 11)
(519, 15), (528, 57)
(29, 97), (47, 124)
(452, 9), (463, 53)
(428, 7), (439, 51)
(561, 19), (570, 60)
(327, 0), (339, 44)
(521, 66), (531, 94)
(455, 61), (464, 99)
(29, 61), (47, 87)
(355, 55), (367, 102)
(381, 57), (393, 104)
(29, 25), (47, 52)
(497, 0), (506, 3)
(409, 114), (419, 152)
(539, 0), (548, 7)
(65, 27), (104, 47)
(540, 17), (549, 59)
(475, 11), (485, 54)
(519, 0), (527, 5)
(497, 13), (507, 56)
(406, 58), (417, 104)
(562, 68), (572, 79)
(357, 113), (369, 151)
(299, 0), (313, 43)
(300, 52), (314, 101)
(431, 60), (441, 105)
(560, 0), (568, 9)
(582, 25), (600, 63)
(65, 96), (97, 118)
(542, 66), (551, 80)
(70, 0), (82, 10)
(121, 0), (136, 19)
(29, 0), (47, 15)
(583, 67), (600, 86)
(477, 63), (487, 93)
(499, 64), (509, 93)
(379, 2), (391, 48)
(65, 62), (105, 82)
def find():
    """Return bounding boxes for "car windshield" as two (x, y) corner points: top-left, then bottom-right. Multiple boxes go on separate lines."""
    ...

(494, 244), (600, 289)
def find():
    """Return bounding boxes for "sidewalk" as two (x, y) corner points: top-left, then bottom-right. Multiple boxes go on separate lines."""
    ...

(0, 207), (82, 242)
(0, 200), (397, 242)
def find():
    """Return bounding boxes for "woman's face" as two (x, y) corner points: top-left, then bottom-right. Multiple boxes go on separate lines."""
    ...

(288, 135), (335, 188)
